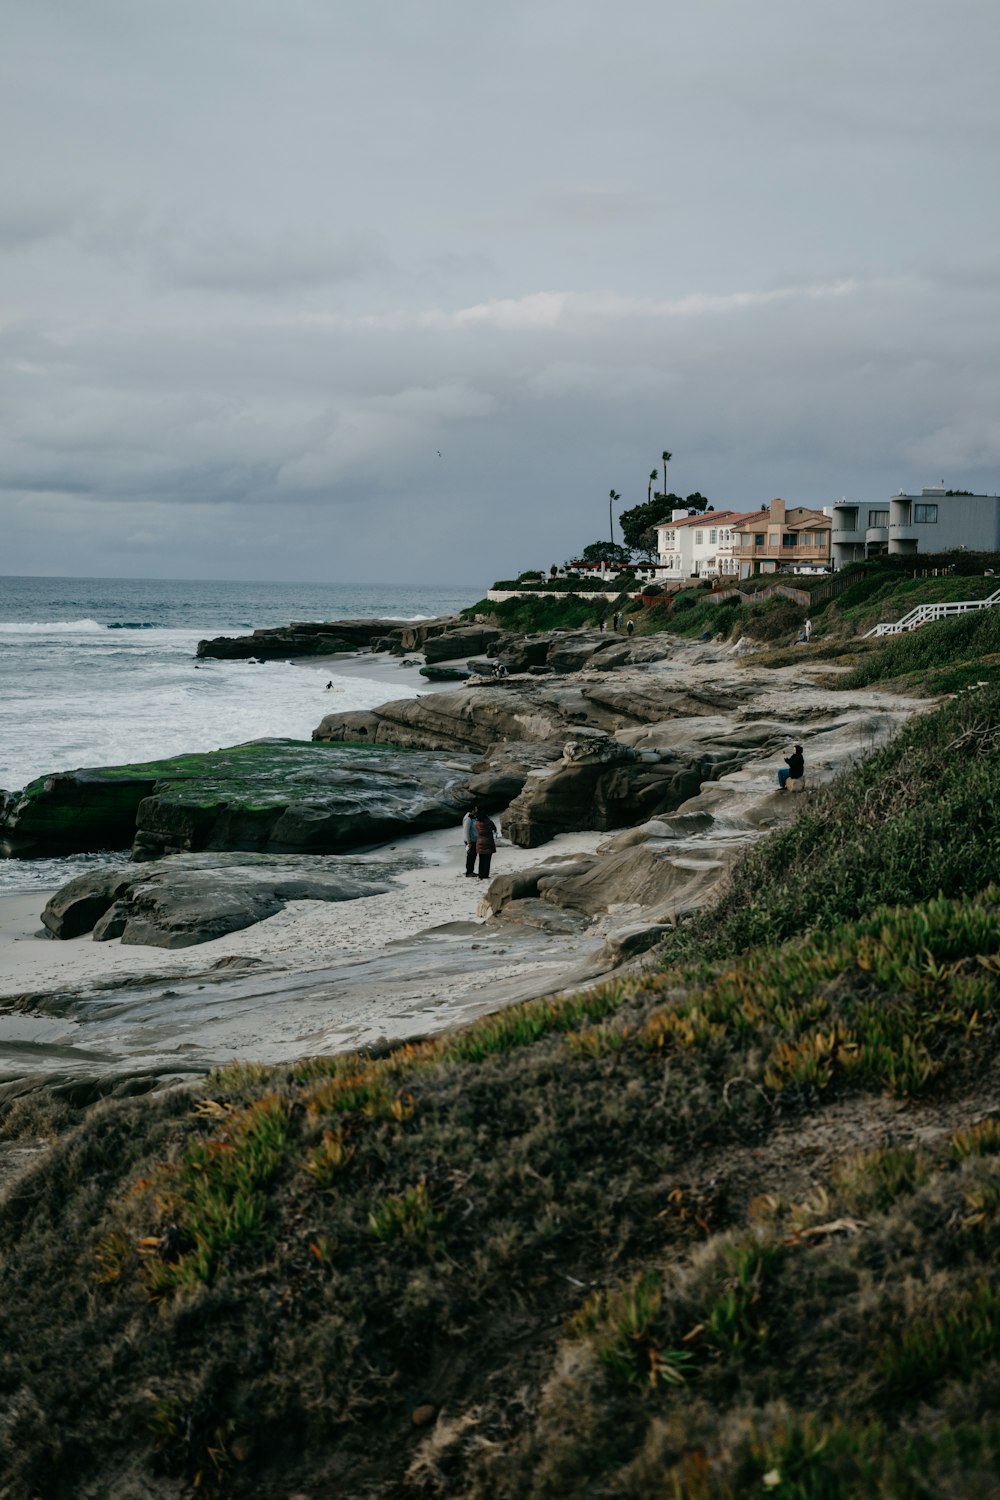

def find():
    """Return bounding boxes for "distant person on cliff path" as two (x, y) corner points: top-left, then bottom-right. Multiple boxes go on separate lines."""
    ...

(777, 744), (804, 791)
(462, 807), (479, 877)
(805, 618), (812, 641)
(474, 812), (498, 880)
(626, 618), (635, 636)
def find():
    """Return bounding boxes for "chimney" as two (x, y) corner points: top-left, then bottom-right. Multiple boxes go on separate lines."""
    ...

(770, 498), (786, 525)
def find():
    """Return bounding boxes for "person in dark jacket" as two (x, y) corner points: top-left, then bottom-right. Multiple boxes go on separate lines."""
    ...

(474, 812), (498, 880)
(777, 744), (804, 791)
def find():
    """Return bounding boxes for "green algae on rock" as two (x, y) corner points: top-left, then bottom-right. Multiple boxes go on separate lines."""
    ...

(0, 739), (476, 860)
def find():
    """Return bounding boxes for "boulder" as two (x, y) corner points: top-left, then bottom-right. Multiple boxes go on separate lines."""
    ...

(130, 742), (476, 862)
(40, 867), (134, 939)
(0, 770), (161, 859)
(419, 665), (472, 682)
(422, 627), (506, 664)
(485, 855), (600, 913)
(3, 741), (475, 863)
(42, 852), (406, 948)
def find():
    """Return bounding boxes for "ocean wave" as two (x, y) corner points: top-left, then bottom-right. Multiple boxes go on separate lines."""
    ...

(106, 621), (157, 629)
(0, 618), (105, 634)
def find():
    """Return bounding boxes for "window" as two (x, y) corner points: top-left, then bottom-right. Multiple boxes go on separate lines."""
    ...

(709, 528), (717, 544)
(868, 510), (889, 528)
(914, 503), (938, 523)
(782, 533), (796, 548)
(695, 530), (704, 545)
(755, 533), (765, 547)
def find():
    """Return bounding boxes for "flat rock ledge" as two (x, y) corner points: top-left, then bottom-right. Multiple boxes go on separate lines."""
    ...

(41, 851), (409, 948)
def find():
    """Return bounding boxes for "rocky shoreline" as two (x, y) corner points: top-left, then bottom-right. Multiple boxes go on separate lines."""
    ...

(0, 613), (930, 1104)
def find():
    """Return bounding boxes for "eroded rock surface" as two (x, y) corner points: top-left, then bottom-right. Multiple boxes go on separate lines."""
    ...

(42, 852), (407, 948)
(484, 663), (931, 949)
(2, 741), (476, 861)
(196, 615), (460, 660)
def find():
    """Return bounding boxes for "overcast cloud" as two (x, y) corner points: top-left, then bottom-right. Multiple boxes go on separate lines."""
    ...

(2, 0), (999, 585)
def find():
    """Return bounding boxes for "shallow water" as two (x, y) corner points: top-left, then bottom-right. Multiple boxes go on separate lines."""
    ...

(0, 574), (475, 894)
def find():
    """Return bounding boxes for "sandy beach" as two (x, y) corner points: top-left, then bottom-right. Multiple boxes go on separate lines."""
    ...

(0, 822), (611, 1097)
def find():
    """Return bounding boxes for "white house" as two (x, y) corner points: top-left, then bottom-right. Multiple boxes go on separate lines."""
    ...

(654, 509), (756, 581)
(830, 486), (1000, 568)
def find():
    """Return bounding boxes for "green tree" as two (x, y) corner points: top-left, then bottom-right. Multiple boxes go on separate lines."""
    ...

(661, 449), (672, 495)
(619, 494), (684, 552)
(608, 489), (621, 547)
(685, 491), (711, 513)
(647, 469), (658, 504)
(581, 541), (632, 566)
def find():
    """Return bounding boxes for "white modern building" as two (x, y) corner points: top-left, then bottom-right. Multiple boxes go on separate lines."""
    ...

(830, 486), (1000, 568)
(654, 509), (754, 580)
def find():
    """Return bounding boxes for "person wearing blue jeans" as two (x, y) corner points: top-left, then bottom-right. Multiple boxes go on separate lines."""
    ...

(778, 744), (804, 790)
(462, 807), (479, 876)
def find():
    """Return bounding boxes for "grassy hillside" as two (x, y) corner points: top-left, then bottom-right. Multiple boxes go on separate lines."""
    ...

(463, 560), (1000, 657)
(4, 613), (1000, 1497)
(658, 681), (1000, 966)
(836, 609), (1000, 694)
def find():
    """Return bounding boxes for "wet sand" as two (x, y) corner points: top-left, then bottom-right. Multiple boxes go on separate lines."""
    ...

(0, 825), (609, 1098)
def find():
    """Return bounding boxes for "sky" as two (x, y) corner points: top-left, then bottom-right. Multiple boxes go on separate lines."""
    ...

(2, 0), (999, 586)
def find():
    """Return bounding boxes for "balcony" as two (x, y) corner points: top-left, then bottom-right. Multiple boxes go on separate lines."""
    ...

(831, 527), (863, 546)
(738, 543), (831, 561)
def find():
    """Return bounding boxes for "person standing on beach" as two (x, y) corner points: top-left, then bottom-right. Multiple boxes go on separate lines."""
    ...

(462, 807), (479, 877)
(474, 811), (498, 880)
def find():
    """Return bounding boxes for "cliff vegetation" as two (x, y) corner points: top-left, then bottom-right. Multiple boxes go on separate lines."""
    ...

(2, 602), (1000, 1497)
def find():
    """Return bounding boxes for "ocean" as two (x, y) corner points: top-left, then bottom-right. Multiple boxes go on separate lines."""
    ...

(0, 574), (476, 895)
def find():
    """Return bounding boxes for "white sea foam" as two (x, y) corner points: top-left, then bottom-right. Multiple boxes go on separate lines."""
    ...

(0, 575), (475, 895)
(0, 618), (105, 634)
(0, 645), (418, 793)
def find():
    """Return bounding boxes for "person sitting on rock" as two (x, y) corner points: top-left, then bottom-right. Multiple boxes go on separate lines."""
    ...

(474, 810), (498, 880)
(777, 744), (804, 791)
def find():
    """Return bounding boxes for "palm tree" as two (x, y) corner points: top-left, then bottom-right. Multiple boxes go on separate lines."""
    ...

(648, 469), (657, 504)
(609, 489), (621, 547)
(661, 449), (672, 496)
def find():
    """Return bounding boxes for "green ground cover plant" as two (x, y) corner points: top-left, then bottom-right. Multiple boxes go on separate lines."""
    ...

(657, 680), (1000, 966)
(461, 592), (611, 631)
(3, 876), (1000, 1495)
(837, 607), (1000, 690)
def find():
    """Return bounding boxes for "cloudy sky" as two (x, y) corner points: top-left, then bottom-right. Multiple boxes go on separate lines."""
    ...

(3, 0), (999, 586)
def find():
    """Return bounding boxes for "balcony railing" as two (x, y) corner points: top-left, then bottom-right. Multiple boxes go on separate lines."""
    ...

(737, 543), (831, 558)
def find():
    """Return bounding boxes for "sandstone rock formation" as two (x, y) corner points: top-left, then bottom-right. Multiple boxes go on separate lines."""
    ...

(483, 666), (929, 946)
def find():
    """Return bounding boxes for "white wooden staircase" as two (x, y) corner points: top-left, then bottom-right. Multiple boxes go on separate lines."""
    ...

(866, 587), (1000, 637)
